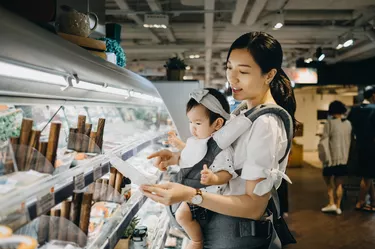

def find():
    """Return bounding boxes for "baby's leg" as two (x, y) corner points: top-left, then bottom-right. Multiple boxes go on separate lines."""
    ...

(175, 202), (203, 249)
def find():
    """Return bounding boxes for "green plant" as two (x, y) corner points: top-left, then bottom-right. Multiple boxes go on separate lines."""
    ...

(99, 37), (126, 67)
(164, 57), (187, 70)
(123, 216), (140, 238)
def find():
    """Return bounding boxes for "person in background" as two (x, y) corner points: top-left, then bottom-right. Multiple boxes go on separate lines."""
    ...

(318, 101), (352, 215)
(348, 85), (375, 212)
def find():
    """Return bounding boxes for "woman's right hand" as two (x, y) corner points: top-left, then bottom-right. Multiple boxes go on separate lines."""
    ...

(147, 150), (179, 171)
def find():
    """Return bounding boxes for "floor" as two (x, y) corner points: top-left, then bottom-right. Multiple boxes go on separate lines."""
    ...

(285, 164), (375, 249)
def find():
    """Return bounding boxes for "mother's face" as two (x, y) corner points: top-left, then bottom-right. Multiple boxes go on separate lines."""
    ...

(226, 48), (271, 102)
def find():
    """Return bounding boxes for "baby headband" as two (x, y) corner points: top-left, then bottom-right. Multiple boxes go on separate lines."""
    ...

(189, 89), (231, 120)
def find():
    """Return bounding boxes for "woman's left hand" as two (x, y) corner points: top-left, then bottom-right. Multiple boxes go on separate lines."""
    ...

(140, 182), (194, 205)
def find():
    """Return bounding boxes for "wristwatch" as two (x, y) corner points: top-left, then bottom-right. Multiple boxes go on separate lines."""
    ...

(191, 189), (203, 205)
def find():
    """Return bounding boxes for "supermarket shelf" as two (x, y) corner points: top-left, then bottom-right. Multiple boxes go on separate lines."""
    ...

(0, 133), (167, 225)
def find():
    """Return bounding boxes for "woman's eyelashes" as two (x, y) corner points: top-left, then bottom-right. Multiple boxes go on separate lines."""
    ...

(226, 65), (249, 74)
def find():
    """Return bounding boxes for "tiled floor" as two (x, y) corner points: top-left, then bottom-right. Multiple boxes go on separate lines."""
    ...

(284, 165), (375, 249)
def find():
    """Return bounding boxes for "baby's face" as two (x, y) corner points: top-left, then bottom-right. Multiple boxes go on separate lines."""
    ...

(187, 105), (217, 139)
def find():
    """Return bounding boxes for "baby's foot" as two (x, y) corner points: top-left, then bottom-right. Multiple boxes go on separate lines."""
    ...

(186, 240), (203, 249)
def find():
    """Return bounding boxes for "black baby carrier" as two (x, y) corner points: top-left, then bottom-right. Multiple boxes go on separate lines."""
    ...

(168, 103), (296, 248)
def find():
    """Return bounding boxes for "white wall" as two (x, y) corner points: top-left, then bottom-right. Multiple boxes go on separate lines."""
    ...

(294, 90), (353, 151)
(153, 81), (203, 141)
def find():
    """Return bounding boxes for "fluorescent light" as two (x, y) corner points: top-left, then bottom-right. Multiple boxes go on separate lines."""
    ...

(274, 22), (283, 29)
(343, 39), (353, 47)
(336, 44), (343, 50)
(130, 91), (162, 103)
(189, 54), (200, 59)
(72, 81), (130, 98)
(304, 58), (313, 63)
(318, 54), (325, 61)
(143, 24), (149, 28)
(0, 61), (67, 86)
(105, 87), (130, 98)
(161, 25), (167, 29)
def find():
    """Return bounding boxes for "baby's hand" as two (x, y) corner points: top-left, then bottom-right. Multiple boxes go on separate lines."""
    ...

(200, 164), (218, 185)
(166, 130), (186, 150)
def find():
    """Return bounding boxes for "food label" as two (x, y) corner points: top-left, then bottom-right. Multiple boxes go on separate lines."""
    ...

(36, 187), (55, 215)
(93, 164), (102, 181)
(74, 172), (85, 190)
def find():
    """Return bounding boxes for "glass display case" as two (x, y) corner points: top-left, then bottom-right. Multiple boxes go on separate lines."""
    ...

(0, 6), (179, 249)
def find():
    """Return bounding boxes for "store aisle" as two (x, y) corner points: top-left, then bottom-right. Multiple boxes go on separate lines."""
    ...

(285, 165), (375, 249)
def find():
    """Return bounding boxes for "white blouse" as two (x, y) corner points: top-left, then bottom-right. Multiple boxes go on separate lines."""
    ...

(223, 113), (292, 196)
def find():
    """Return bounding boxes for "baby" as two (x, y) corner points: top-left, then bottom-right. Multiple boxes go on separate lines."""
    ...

(174, 88), (237, 249)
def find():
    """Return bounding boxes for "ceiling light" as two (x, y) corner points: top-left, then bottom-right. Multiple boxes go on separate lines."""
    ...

(144, 14), (169, 29)
(189, 54), (200, 59)
(186, 66), (191, 70)
(336, 44), (343, 50)
(274, 22), (283, 29)
(304, 58), (313, 63)
(343, 39), (354, 47)
(183, 75), (193, 80)
(143, 24), (149, 28)
(0, 60), (68, 86)
(273, 12), (284, 30)
(315, 47), (325, 61)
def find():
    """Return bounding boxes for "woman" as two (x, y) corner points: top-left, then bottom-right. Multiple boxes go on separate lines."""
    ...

(142, 32), (297, 249)
(318, 101), (351, 215)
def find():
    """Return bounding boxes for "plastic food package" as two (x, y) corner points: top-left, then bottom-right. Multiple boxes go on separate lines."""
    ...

(0, 108), (23, 142)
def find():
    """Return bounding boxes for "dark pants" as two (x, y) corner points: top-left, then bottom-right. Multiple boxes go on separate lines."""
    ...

(202, 212), (272, 249)
(277, 179), (289, 216)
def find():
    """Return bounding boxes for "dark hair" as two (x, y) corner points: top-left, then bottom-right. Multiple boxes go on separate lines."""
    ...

(226, 32), (298, 135)
(328, 101), (347, 115)
(364, 85), (375, 100)
(186, 88), (230, 125)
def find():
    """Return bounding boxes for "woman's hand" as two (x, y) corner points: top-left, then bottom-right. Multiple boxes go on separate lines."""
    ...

(141, 182), (195, 205)
(147, 150), (180, 171)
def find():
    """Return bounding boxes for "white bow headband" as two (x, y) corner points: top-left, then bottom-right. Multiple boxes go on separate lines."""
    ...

(189, 89), (231, 120)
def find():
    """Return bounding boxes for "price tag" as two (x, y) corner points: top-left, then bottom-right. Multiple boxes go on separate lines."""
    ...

(37, 187), (55, 216)
(74, 172), (85, 190)
(93, 164), (102, 181)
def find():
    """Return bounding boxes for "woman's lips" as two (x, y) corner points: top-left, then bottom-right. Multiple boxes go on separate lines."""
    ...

(231, 87), (243, 93)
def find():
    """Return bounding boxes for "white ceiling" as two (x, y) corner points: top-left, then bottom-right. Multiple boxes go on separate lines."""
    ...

(105, 0), (375, 87)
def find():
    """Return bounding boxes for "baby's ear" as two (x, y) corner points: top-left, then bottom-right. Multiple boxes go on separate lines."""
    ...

(214, 118), (225, 130)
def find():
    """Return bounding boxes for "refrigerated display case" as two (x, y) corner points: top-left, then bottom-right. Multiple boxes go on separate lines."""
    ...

(0, 6), (180, 249)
